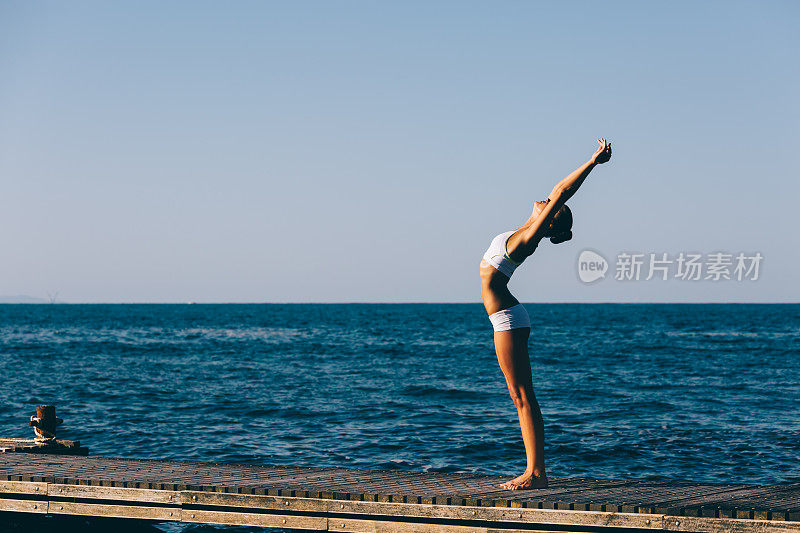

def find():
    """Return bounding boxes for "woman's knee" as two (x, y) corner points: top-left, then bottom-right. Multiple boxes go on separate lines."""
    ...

(507, 385), (531, 410)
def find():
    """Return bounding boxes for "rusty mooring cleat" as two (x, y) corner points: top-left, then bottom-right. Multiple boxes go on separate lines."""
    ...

(29, 405), (63, 441)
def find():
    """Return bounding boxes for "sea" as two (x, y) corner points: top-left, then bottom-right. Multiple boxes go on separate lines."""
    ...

(0, 303), (798, 531)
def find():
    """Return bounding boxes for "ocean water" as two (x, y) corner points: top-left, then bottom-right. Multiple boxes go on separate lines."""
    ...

(0, 304), (798, 529)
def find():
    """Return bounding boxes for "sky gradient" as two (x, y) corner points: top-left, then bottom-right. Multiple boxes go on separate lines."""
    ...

(2, 1), (798, 302)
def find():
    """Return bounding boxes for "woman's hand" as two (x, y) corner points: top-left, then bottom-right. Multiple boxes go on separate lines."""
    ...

(592, 138), (612, 164)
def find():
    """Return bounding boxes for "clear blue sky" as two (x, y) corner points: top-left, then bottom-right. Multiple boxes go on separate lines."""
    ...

(1, 1), (797, 302)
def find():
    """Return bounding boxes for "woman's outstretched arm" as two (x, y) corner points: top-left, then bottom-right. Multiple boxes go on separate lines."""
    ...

(520, 139), (612, 244)
(549, 138), (611, 204)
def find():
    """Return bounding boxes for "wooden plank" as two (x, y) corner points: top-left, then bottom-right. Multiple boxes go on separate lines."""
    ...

(0, 437), (86, 455)
(560, 482), (745, 505)
(47, 501), (180, 521)
(242, 469), (408, 491)
(328, 517), (490, 533)
(346, 473), (546, 501)
(0, 454), (301, 481)
(273, 472), (455, 499)
(48, 483), (179, 504)
(656, 484), (784, 506)
(0, 479), (47, 495)
(328, 516), (633, 533)
(686, 486), (800, 513)
(545, 482), (751, 514)
(493, 481), (643, 508)
(302, 470), (438, 488)
(317, 470), (445, 487)
(327, 499), (663, 529)
(337, 519), (625, 533)
(485, 479), (639, 498)
(386, 480), (509, 498)
(181, 490), (327, 512)
(0, 497), (48, 514)
(182, 509), (326, 529)
(170, 467), (331, 487)
(662, 515), (800, 533)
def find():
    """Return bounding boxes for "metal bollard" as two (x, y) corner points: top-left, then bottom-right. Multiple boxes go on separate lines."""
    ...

(29, 405), (63, 441)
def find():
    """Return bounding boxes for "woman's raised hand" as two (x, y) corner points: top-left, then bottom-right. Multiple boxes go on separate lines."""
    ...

(592, 138), (612, 164)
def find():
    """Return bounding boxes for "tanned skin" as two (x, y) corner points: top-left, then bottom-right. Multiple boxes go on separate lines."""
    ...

(480, 139), (612, 490)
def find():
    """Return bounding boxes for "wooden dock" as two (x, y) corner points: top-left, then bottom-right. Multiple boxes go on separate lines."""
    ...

(0, 438), (88, 456)
(0, 452), (797, 532)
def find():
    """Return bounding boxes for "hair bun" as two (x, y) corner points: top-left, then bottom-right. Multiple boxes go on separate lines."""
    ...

(549, 230), (572, 245)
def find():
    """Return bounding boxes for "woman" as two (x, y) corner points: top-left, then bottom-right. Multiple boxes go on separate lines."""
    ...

(480, 139), (612, 490)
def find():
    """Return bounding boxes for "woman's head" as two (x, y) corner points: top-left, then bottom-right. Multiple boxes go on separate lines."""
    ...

(534, 201), (572, 244)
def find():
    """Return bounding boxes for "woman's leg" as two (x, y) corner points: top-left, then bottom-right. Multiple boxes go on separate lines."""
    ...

(494, 327), (547, 489)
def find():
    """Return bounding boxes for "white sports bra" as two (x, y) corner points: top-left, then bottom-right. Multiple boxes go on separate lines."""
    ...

(482, 230), (521, 278)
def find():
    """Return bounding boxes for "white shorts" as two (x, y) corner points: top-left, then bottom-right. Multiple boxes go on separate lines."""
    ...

(488, 303), (531, 332)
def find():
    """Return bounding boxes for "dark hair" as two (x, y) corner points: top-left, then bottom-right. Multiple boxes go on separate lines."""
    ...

(548, 204), (573, 244)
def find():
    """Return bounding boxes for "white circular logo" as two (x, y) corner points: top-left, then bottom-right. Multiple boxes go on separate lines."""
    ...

(577, 250), (608, 283)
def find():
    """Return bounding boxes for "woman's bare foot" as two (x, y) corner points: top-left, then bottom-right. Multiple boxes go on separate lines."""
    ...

(500, 471), (548, 490)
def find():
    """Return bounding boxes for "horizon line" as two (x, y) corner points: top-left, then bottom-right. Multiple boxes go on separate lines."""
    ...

(1, 301), (798, 305)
